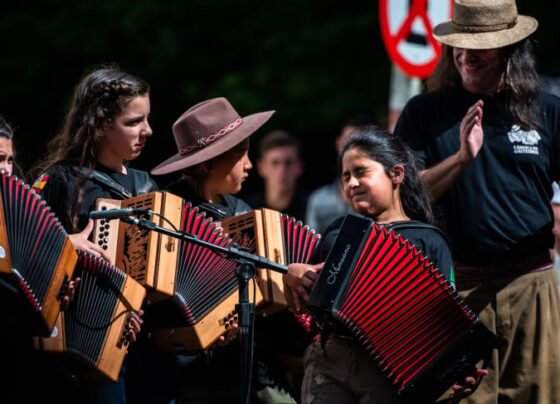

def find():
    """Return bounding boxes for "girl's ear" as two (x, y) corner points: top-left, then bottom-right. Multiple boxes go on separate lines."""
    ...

(391, 164), (405, 185)
(94, 129), (105, 141)
(96, 121), (111, 140)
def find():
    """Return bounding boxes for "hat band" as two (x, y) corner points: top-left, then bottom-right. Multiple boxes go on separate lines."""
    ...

(179, 118), (243, 155)
(452, 18), (517, 33)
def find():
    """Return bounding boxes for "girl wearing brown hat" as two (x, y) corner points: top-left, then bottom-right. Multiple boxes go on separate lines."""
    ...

(395, 0), (560, 402)
(30, 65), (155, 403)
(147, 97), (276, 402)
(151, 97), (274, 219)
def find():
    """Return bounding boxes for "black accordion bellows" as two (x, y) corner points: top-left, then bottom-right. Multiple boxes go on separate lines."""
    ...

(0, 172), (77, 336)
(35, 251), (146, 383)
(68, 253), (129, 367)
(308, 214), (498, 402)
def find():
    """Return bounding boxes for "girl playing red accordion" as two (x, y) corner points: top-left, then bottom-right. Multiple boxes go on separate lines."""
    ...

(285, 129), (486, 404)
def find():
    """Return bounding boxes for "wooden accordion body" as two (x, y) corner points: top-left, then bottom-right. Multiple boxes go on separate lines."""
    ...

(94, 192), (263, 351)
(93, 192), (183, 301)
(151, 202), (263, 351)
(308, 215), (498, 402)
(0, 172), (77, 336)
(34, 251), (146, 383)
(221, 209), (320, 312)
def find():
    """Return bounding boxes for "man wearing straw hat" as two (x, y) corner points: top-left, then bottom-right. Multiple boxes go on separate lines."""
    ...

(395, 0), (560, 402)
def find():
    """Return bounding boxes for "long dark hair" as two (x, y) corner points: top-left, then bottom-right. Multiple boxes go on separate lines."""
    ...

(338, 128), (434, 225)
(0, 115), (14, 141)
(0, 115), (23, 178)
(33, 65), (149, 231)
(36, 65), (149, 172)
(427, 39), (539, 130)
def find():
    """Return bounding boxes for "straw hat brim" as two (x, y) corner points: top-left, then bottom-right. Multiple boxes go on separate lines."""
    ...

(151, 110), (275, 175)
(433, 15), (538, 49)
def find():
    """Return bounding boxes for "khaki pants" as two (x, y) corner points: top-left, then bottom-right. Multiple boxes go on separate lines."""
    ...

(301, 335), (406, 404)
(457, 268), (560, 404)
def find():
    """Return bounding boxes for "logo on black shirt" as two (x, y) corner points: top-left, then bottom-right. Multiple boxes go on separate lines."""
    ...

(507, 125), (540, 155)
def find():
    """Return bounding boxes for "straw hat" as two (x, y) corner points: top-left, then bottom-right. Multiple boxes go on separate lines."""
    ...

(433, 0), (538, 50)
(152, 97), (274, 175)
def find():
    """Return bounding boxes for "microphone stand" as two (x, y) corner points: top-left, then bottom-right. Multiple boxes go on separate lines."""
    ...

(119, 215), (287, 404)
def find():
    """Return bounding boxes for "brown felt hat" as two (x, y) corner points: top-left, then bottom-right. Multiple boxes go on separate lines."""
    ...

(152, 97), (274, 175)
(433, 0), (538, 50)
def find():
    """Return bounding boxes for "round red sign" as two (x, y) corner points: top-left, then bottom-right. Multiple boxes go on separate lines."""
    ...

(379, 0), (453, 78)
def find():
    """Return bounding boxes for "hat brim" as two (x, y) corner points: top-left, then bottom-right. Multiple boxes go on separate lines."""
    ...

(433, 15), (538, 50)
(151, 110), (275, 175)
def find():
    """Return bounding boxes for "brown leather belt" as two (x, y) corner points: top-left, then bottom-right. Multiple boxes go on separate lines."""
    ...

(455, 250), (553, 281)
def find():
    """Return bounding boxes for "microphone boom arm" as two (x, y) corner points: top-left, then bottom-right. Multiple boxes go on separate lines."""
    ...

(119, 216), (288, 275)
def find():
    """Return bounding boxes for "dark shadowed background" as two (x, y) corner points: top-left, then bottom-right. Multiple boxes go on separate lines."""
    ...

(1, 0), (558, 195)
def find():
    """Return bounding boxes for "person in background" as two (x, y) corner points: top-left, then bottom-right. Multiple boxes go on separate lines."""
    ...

(246, 129), (307, 221)
(305, 115), (375, 235)
(552, 182), (560, 290)
(394, 0), (560, 401)
(244, 129), (312, 402)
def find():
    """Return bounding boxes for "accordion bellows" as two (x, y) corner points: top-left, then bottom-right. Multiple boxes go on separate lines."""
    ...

(93, 192), (264, 351)
(151, 202), (263, 351)
(308, 215), (497, 402)
(0, 172), (77, 336)
(35, 251), (146, 383)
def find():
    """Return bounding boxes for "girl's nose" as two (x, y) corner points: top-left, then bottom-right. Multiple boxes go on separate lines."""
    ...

(244, 155), (253, 171)
(143, 121), (153, 137)
(347, 175), (359, 187)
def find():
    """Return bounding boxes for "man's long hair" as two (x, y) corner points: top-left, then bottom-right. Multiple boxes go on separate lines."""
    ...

(427, 39), (539, 130)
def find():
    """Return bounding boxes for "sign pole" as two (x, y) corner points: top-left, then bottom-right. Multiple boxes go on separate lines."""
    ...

(388, 64), (421, 132)
(379, 0), (453, 130)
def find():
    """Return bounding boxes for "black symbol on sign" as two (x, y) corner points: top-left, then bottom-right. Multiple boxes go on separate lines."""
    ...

(406, 0), (428, 46)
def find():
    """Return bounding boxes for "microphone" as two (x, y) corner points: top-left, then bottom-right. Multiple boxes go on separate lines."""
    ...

(89, 208), (152, 220)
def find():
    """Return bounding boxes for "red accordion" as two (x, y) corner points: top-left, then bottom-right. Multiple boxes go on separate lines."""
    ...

(150, 202), (262, 351)
(308, 215), (497, 402)
(0, 172), (77, 336)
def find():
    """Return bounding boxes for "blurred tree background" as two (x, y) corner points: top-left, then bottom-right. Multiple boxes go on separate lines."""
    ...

(0, 0), (558, 193)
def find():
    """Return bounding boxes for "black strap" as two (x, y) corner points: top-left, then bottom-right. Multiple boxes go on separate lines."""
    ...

(223, 194), (252, 216)
(131, 169), (155, 195)
(73, 167), (132, 199)
(197, 203), (229, 220)
(386, 220), (452, 247)
(196, 195), (249, 220)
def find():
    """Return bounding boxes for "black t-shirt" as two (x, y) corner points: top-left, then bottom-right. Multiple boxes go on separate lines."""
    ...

(35, 164), (159, 232)
(165, 178), (252, 221)
(245, 190), (308, 222)
(316, 216), (455, 283)
(395, 87), (560, 265)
